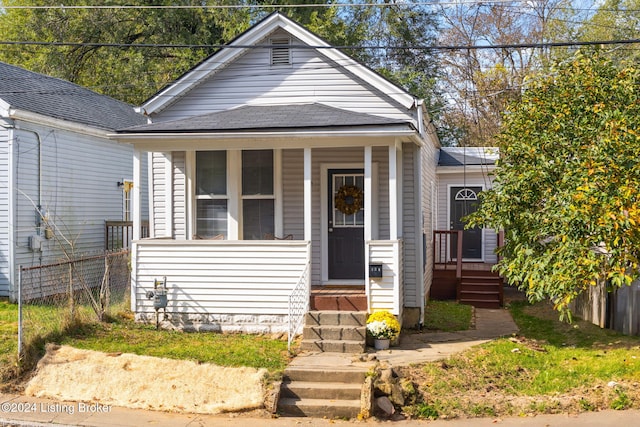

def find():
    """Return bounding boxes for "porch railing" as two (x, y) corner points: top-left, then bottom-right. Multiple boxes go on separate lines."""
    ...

(288, 259), (311, 351)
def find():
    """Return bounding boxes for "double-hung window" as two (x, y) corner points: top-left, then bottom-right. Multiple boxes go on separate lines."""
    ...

(194, 149), (275, 240)
(242, 150), (274, 240)
(195, 151), (227, 239)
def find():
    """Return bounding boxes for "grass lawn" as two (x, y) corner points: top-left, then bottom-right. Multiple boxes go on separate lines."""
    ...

(402, 300), (640, 419)
(0, 300), (19, 382)
(59, 317), (290, 372)
(423, 300), (472, 332)
(0, 299), (290, 387)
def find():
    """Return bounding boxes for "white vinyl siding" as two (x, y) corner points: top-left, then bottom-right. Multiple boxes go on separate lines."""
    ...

(133, 240), (310, 315)
(0, 128), (9, 296)
(12, 124), (148, 276)
(402, 144), (418, 308)
(436, 171), (498, 264)
(172, 151), (186, 239)
(422, 143), (439, 300)
(368, 240), (402, 315)
(153, 32), (414, 124)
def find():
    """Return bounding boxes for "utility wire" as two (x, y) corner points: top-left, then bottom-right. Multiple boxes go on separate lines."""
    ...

(1, 37), (638, 51)
(0, 1), (554, 10)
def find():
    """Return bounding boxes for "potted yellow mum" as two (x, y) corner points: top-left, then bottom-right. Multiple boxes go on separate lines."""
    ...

(366, 311), (401, 350)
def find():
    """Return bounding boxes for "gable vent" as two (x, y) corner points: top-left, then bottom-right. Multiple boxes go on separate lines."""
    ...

(270, 38), (291, 66)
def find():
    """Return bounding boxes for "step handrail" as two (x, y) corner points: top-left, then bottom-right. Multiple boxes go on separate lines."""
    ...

(288, 260), (311, 352)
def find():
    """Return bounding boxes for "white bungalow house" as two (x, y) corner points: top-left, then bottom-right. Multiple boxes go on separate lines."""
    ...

(0, 61), (148, 301)
(113, 12), (440, 341)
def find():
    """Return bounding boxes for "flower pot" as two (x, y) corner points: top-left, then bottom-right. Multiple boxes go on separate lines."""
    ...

(374, 338), (390, 350)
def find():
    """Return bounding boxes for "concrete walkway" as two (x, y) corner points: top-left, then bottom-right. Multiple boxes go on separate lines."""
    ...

(1, 307), (637, 426)
(288, 307), (519, 371)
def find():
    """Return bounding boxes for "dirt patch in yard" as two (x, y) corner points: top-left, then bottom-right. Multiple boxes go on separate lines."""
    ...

(24, 344), (269, 415)
(399, 361), (640, 419)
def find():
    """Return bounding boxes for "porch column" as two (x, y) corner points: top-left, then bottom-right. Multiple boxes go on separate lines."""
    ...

(304, 148), (312, 241)
(132, 148), (142, 241)
(364, 146), (373, 313)
(364, 146), (372, 241)
(388, 145), (398, 241)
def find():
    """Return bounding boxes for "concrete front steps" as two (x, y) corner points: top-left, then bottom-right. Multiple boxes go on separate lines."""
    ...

(300, 311), (367, 353)
(277, 367), (367, 418)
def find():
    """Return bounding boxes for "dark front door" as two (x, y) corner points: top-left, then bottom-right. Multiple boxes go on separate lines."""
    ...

(450, 186), (483, 259)
(328, 169), (365, 280)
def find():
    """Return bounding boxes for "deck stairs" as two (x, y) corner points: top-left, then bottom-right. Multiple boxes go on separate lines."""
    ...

(432, 230), (504, 309)
(432, 267), (503, 309)
(458, 270), (504, 309)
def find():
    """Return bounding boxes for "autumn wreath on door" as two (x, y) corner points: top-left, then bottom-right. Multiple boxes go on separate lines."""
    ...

(335, 185), (363, 215)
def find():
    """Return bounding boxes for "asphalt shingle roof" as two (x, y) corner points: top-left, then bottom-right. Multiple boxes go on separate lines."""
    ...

(438, 147), (499, 167)
(0, 62), (147, 131)
(120, 103), (414, 133)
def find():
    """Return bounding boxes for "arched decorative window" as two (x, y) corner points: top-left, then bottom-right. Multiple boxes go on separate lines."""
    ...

(454, 188), (478, 201)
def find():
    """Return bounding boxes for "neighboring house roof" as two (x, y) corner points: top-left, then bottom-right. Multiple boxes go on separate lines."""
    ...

(0, 61), (147, 131)
(121, 103), (415, 133)
(140, 12), (417, 116)
(438, 147), (499, 167)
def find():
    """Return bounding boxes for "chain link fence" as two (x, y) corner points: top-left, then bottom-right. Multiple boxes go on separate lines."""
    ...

(17, 250), (131, 369)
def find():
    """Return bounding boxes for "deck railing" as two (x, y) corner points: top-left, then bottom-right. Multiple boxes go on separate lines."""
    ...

(105, 221), (149, 250)
(433, 230), (463, 281)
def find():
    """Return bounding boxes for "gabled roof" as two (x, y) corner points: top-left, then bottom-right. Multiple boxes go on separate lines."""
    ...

(120, 103), (414, 133)
(438, 147), (499, 167)
(140, 12), (417, 115)
(0, 61), (147, 131)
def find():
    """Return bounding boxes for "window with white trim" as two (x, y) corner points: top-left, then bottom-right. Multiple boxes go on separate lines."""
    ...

(242, 150), (274, 240)
(455, 188), (479, 201)
(195, 151), (227, 238)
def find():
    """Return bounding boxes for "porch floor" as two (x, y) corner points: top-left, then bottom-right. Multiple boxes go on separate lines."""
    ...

(310, 286), (367, 311)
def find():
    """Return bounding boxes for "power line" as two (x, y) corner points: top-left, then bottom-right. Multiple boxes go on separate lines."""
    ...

(0, 1), (547, 10)
(1, 37), (638, 51)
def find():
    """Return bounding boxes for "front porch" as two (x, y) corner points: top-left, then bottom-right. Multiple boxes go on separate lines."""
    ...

(131, 237), (402, 342)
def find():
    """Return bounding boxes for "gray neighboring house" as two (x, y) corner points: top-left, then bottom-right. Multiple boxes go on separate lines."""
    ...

(0, 61), (148, 300)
